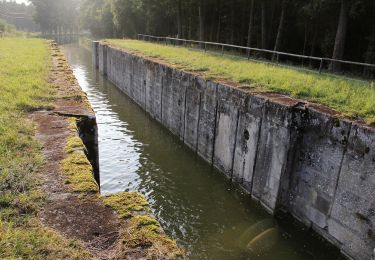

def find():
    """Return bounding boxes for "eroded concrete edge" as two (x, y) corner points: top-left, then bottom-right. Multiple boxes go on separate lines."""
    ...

(95, 41), (375, 260)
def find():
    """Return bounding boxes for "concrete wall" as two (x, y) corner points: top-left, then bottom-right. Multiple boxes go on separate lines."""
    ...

(93, 42), (375, 260)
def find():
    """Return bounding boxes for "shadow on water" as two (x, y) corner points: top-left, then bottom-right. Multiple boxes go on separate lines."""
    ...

(62, 44), (344, 260)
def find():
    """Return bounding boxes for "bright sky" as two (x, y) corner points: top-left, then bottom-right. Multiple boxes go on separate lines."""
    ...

(5, 0), (30, 5)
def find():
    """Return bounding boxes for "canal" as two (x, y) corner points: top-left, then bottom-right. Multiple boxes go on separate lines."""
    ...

(62, 44), (343, 260)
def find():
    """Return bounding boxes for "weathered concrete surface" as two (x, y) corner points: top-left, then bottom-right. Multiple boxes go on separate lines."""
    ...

(251, 95), (300, 212)
(183, 74), (201, 151)
(94, 42), (375, 260)
(213, 84), (244, 177)
(232, 94), (265, 192)
(197, 81), (218, 164)
(328, 123), (375, 260)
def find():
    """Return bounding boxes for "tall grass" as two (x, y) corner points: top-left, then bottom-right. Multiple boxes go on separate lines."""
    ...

(0, 38), (91, 259)
(107, 39), (375, 124)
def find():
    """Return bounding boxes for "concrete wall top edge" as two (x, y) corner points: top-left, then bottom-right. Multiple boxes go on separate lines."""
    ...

(101, 42), (375, 135)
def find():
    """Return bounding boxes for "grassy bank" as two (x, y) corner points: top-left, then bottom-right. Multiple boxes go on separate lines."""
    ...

(107, 39), (375, 124)
(0, 38), (91, 259)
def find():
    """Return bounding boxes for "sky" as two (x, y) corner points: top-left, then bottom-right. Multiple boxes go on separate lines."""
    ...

(5, 0), (30, 5)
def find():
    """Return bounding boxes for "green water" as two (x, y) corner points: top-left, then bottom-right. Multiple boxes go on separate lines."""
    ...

(62, 44), (343, 260)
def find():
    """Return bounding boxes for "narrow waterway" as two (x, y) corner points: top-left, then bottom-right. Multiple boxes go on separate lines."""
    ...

(62, 44), (343, 260)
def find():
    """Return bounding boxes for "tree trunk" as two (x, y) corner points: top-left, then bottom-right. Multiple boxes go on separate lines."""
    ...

(177, 0), (182, 38)
(309, 27), (317, 67)
(216, 0), (221, 42)
(209, 3), (217, 41)
(240, 0), (248, 45)
(261, 0), (267, 50)
(364, 26), (375, 77)
(302, 22), (308, 56)
(230, 0), (236, 44)
(199, 0), (205, 45)
(273, 0), (287, 60)
(247, 0), (255, 51)
(331, 0), (348, 72)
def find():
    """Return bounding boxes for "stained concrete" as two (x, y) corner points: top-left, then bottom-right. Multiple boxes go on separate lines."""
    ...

(93, 42), (375, 260)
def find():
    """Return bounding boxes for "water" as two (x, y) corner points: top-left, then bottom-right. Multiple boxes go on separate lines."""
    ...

(62, 44), (343, 260)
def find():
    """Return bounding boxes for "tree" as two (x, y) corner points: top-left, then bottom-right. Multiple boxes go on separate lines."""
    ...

(177, 0), (182, 38)
(80, 0), (114, 38)
(30, 0), (79, 35)
(331, 0), (349, 72)
(247, 0), (255, 50)
(260, 0), (268, 49)
(273, 0), (288, 59)
(199, 0), (205, 43)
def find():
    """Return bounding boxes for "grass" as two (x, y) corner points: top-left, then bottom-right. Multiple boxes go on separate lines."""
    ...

(0, 38), (92, 259)
(106, 39), (375, 124)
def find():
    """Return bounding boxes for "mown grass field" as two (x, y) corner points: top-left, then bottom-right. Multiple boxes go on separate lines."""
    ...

(0, 38), (91, 259)
(107, 39), (375, 124)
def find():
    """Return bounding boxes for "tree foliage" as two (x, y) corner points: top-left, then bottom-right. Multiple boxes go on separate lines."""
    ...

(30, 0), (80, 34)
(30, 0), (375, 70)
(0, 1), (38, 31)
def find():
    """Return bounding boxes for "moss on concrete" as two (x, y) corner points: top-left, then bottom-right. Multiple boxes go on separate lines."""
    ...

(61, 118), (99, 194)
(101, 192), (150, 219)
(102, 192), (184, 258)
(65, 136), (85, 154)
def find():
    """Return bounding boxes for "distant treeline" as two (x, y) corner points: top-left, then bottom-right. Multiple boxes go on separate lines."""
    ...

(29, 0), (80, 35)
(31, 0), (375, 72)
(0, 1), (38, 32)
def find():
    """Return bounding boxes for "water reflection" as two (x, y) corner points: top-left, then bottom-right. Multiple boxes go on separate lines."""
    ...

(62, 44), (343, 260)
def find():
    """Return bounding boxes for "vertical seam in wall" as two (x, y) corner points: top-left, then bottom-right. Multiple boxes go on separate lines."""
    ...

(250, 100), (267, 195)
(231, 109), (241, 180)
(275, 113), (296, 211)
(328, 123), (352, 218)
(131, 58), (134, 97)
(103, 45), (107, 77)
(195, 92), (202, 153)
(211, 84), (219, 166)
(160, 76), (164, 122)
(182, 81), (188, 143)
(144, 70), (147, 112)
(181, 78), (187, 141)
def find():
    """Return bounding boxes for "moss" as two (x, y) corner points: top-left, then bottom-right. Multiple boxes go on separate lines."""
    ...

(102, 192), (184, 258)
(61, 118), (99, 194)
(117, 214), (184, 259)
(101, 192), (150, 219)
(61, 152), (99, 194)
(367, 118), (375, 126)
(65, 136), (85, 154)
